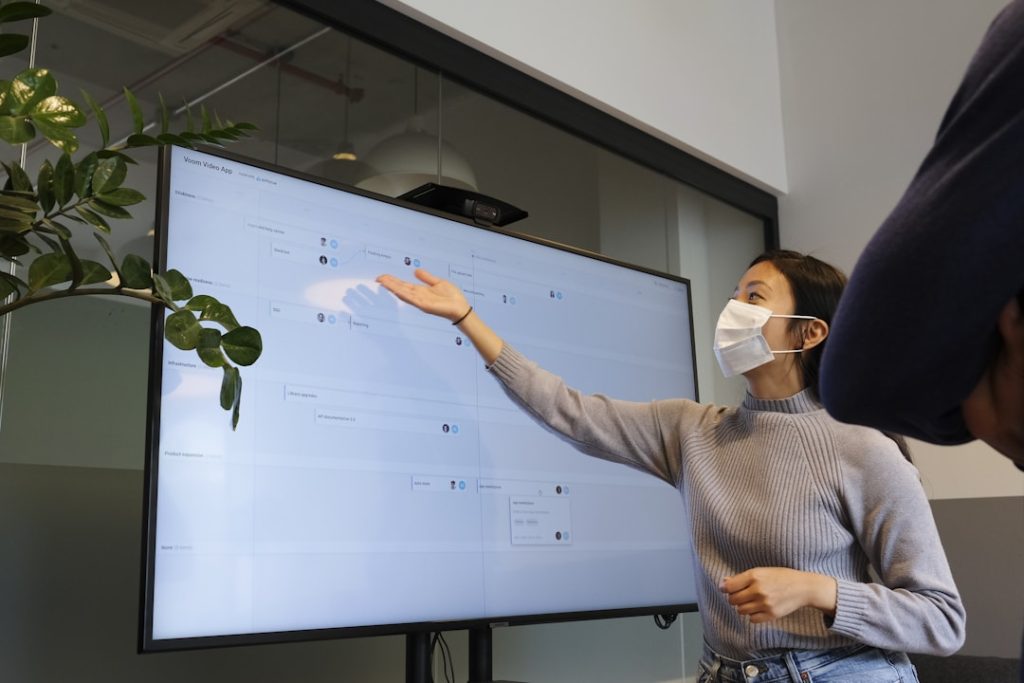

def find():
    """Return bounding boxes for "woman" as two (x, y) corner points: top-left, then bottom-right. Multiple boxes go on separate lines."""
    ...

(377, 250), (965, 682)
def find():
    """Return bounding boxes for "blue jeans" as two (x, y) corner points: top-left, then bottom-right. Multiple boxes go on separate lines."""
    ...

(697, 642), (919, 682)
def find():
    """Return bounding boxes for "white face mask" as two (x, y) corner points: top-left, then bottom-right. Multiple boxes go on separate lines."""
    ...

(713, 299), (818, 378)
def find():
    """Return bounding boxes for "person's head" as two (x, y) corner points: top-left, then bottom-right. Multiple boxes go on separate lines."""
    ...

(730, 250), (846, 401)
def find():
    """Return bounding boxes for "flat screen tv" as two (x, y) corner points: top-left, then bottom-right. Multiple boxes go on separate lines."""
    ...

(140, 145), (699, 652)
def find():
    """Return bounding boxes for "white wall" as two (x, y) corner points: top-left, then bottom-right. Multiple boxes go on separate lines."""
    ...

(378, 0), (789, 194)
(773, 0), (1024, 501)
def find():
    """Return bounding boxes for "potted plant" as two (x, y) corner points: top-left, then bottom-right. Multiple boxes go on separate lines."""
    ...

(0, 1), (262, 427)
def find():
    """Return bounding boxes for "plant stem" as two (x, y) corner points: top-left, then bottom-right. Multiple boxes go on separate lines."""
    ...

(0, 286), (162, 317)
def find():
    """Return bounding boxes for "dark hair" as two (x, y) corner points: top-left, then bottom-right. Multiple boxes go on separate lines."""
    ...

(749, 250), (912, 462)
(749, 249), (846, 403)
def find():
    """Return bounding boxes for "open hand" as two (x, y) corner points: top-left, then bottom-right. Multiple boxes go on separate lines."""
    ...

(719, 567), (837, 624)
(376, 269), (471, 323)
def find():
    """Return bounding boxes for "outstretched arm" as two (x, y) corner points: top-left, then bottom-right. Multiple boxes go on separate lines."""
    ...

(376, 268), (503, 365)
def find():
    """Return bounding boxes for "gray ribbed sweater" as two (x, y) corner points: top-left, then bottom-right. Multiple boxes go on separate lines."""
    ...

(489, 346), (966, 659)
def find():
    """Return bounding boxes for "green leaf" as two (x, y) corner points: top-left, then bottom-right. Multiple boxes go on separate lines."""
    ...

(161, 269), (192, 300)
(123, 87), (144, 135)
(164, 310), (201, 350)
(152, 272), (174, 303)
(2, 160), (33, 192)
(53, 153), (74, 205)
(95, 187), (144, 206)
(88, 198), (131, 219)
(158, 92), (169, 135)
(0, 34), (29, 59)
(40, 218), (72, 240)
(91, 156), (127, 194)
(0, 206), (33, 224)
(185, 294), (216, 312)
(220, 364), (239, 409)
(0, 274), (16, 300)
(31, 95), (86, 127)
(221, 326), (262, 366)
(200, 104), (211, 134)
(80, 89), (110, 148)
(0, 232), (30, 258)
(93, 233), (122, 278)
(29, 116), (78, 154)
(0, 271), (29, 300)
(96, 149), (137, 164)
(34, 231), (60, 252)
(0, 115), (33, 144)
(199, 301), (239, 331)
(0, 191), (39, 214)
(79, 260), (112, 285)
(60, 237), (85, 288)
(233, 122), (259, 132)
(0, 216), (31, 233)
(73, 152), (99, 198)
(36, 160), (54, 213)
(120, 253), (152, 289)
(27, 251), (72, 290)
(124, 133), (159, 147)
(178, 131), (205, 144)
(0, 3), (53, 23)
(195, 327), (225, 367)
(74, 205), (111, 233)
(8, 69), (56, 114)
(155, 133), (192, 147)
(231, 371), (241, 429)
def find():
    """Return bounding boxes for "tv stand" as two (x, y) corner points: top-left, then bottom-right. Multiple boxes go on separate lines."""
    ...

(468, 626), (525, 683)
(404, 628), (526, 683)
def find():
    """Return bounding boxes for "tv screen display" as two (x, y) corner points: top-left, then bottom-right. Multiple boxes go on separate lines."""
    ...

(141, 145), (699, 650)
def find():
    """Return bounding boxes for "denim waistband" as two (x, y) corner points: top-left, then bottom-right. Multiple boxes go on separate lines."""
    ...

(700, 641), (869, 682)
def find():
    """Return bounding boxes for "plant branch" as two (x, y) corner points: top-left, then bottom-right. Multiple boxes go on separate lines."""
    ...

(0, 285), (162, 316)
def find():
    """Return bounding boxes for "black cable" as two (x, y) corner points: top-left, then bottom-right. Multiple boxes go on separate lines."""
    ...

(439, 632), (455, 683)
(653, 613), (678, 630)
(429, 632), (454, 683)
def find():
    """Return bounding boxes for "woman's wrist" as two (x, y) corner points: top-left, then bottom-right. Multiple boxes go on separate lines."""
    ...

(808, 573), (838, 616)
(451, 305), (473, 326)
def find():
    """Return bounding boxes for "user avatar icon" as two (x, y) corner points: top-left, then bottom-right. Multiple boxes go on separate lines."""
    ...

(404, 256), (411, 266)
(455, 336), (463, 346)
(555, 531), (562, 541)
(330, 257), (338, 267)
(450, 480), (456, 490)
(502, 294), (508, 304)
(549, 290), (555, 298)
(320, 237), (327, 247)
(317, 312), (325, 323)
(556, 485), (563, 495)
(442, 423), (450, 433)
(319, 255), (328, 265)
(330, 239), (338, 249)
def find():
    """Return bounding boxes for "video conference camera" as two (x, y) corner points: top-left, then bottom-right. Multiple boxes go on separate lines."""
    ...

(399, 183), (528, 228)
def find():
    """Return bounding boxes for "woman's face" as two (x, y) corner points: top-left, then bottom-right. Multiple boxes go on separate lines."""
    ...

(732, 261), (800, 354)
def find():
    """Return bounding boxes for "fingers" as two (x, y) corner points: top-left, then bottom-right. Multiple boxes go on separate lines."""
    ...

(718, 572), (752, 595)
(414, 268), (442, 286)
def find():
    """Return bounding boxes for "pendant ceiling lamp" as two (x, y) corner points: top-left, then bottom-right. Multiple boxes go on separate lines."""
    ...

(355, 68), (476, 197)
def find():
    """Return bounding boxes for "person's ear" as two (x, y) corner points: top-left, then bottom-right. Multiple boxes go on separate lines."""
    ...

(800, 319), (829, 351)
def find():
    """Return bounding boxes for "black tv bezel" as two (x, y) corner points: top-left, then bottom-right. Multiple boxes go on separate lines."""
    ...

(139, 144), (700, 653)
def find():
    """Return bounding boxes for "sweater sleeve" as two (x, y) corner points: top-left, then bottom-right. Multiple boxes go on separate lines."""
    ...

(487, 344), (711, 487)
(820, 0), (1024, 444)
(827, 428), (966, 655)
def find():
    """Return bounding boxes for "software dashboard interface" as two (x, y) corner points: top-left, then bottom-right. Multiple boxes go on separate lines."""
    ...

(148, 146), (698, 643)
